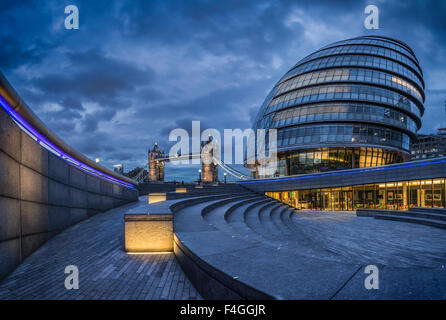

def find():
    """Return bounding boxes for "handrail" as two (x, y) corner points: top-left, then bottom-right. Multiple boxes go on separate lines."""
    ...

(0, 72), (137, 189)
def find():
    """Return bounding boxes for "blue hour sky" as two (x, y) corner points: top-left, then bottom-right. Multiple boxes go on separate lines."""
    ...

(1, 0), (446, 180)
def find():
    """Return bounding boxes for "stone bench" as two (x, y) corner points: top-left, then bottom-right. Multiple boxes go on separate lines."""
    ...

(148, 192), (166, 204)
(124, 198), (173, 252)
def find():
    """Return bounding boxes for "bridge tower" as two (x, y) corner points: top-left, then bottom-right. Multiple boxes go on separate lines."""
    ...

(148, 142), (165, 182)
(201, 136), (218, 183)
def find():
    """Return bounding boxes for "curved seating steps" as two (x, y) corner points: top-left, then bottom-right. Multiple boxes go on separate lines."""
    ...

(223, 199), (285, 247)
(357, 208), (446, 230)
(166, 189), (255, 200)
(169, 192), (253, 210)
(212, 198), (286, 246)
(172, 192), (355, 299)
(202, 196), (266, 234)
(410, 207), (446, 214)
(172, 193), (358, 258)
(200, 195), (339, 256)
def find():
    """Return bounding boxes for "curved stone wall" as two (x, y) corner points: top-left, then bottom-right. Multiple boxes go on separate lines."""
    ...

(0, 90), (138, 281)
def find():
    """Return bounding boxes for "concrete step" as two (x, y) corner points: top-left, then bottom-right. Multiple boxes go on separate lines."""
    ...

(203, 196), (264, 235)
(138, 182), (249, 195)
(357, 208), (446, 222)
(409, 207), (446, 215)
(243, 201), (314, 246)
(280, 206), (299, 231)
(173, 194), (255, 233)
(374, 214), (446, 230)
(244, 202), (278, 240)
(229, 199), (283, 247)
(259, 203), (285, 238)
(201, 194), (259, 219)
(223, 196), (266, 221)
(270, 204), (295, 236)
(174, 195), (446, 300)
(386, 210), (446, 222)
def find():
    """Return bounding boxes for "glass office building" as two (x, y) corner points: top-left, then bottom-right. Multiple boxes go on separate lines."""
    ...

(266, 178), (445, 211)
(250, 36), (425, 178)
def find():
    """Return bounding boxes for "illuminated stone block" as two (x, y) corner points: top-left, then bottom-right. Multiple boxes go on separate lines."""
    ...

(195, 185), (203, 189)
(124, 214), (173, 252)
(176, 188), (187, 193)
(148, 193), (166, 204)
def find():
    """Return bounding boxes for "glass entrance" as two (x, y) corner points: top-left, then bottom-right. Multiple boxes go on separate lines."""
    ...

(331, 189), (352, 210)
(322, 191), (331, 210)
(312, 190), (352, 210)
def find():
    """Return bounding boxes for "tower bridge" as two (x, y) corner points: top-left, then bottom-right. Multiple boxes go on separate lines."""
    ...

(135, 139), (249, 183)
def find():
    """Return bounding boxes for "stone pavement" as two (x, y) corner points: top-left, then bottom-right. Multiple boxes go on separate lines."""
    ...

(174, 197), (446, 299)
(0, 199), (201, 300)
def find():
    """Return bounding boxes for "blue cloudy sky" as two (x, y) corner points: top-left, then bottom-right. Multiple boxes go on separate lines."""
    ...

(1, 0), (446, 181)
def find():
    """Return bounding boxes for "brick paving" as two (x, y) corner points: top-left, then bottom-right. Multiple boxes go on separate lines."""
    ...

(0, 201), (201, 300)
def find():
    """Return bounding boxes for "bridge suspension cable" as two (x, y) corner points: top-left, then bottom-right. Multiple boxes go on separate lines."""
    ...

(211, 156), (249, 180)
(130, 153), (250, 182)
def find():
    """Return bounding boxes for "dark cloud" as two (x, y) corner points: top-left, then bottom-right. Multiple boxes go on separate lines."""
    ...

(31, 49), (155, 99)
(62, 97), (84, 111)
(108, 151), (134, 161)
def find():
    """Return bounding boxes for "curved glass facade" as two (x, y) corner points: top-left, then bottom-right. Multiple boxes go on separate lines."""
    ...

(250, 36), (424, 178)
(282, 54), (424, 91)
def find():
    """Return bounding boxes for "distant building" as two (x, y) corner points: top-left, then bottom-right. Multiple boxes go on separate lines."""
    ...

(410, 128), (446, 160)
(113, 164), (124, 174)
(148, 142), (165, 181)
(201, 136), (218, 183)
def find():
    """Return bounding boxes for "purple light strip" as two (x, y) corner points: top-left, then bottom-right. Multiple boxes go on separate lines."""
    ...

(238, 157), (446, 185)
(0, 95), (135, 189)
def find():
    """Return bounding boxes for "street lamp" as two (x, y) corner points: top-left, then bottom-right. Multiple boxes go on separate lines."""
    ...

(198, 169), (202, 184)
(224, 172), (227, 184)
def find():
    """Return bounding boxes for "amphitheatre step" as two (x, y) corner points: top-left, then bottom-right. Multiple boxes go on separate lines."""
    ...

(173, 201), (362, 299)
(357, 208), (446, 222)
(138, 182), (249, 195)
(240, 202), (344, 256)
(244, 202), (280, 240)
(268, 204), (295, 236)
(259, 203), (286, 238)
(278, 205), (301, 231)
(201, 194), (262, 223)
(228, 198), (269, 223)
(201, 194), (261, 219)
(166, 190), (253, 200)
(202, 196), (265, 234)
(374, 214), (446, 230)
(226, 199), (285, 247)
(173, 194), (253, 233)
(387, 210), (446, 222)
(223, 196), (266, 221)
(174, 197), (446, 299)
(409, 207), (446, 215)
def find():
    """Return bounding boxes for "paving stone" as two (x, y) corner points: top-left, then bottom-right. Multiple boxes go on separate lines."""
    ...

(0, 200), (201, 300)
